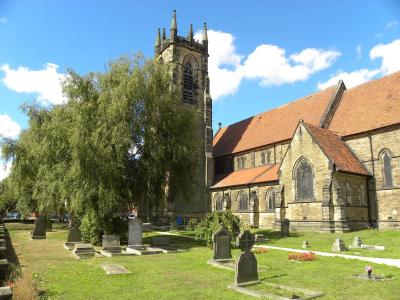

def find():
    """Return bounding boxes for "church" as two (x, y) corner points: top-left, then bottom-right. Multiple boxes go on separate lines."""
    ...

(153, 11), (400, 232)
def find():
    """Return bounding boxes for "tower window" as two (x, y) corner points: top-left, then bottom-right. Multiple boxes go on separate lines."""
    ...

(267, 188), (276, 210)
(237, 190), (248, 211)
(183, 62), (196, 104)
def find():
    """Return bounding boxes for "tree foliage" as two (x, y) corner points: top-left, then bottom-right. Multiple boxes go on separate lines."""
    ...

(188, 211), (242, 247)
(1, 54), (199, 241)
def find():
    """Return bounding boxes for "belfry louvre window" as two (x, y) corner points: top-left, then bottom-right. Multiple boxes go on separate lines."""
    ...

(295, 159), (314, 201)
(382, 151), (393, 188)
(237, 190), (248, 211)
(183, 62), (195, 104)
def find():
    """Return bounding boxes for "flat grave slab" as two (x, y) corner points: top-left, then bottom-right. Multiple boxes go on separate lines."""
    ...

(101, 264), (131, 275)
(72, 243), (95, 259)
(361, 244), (385, 251)
(228, 281), (324, 299)
(125, 247), (163, 256)
(0, 286), (12, 300)
(148, 245), (186, 254)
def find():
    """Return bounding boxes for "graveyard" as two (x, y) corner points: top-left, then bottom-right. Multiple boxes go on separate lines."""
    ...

(1, 219), (400, 299)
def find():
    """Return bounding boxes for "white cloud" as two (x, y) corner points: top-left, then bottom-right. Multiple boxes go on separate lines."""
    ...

(319, 39), (400, 90)
(195, 30), (243, 99)
(1, 63), (67, 105)
(0, 161), (12, 181)
(317, 69), (379, 90)
(0, 114), (21, 139)
(195, 29), (340, 100)
(0, 17), (7, 24)
(370, 39), (400, 75)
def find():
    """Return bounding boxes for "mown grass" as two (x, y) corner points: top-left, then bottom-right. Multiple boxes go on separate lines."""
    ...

(252, 229), (400, 258)
(6, 227), (400, 299)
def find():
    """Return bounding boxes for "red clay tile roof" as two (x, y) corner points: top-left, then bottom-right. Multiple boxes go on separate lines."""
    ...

(328, 71), (400, 137)
(304, 123), (369, 176)
(213, 86), (337, 157)
(212, 164), (279, 189)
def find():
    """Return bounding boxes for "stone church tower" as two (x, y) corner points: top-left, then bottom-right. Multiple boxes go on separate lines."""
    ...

(153, 11), (213, 219)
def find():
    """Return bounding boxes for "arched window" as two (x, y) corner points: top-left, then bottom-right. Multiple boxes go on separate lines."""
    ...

(345, 182), (352, 206)
(224, 194), (231, 210)
(267, 188), (276, 210)
(214, 193), (223, 211)
(381, 150), (393, 188)
(237, 190), (248, 211)
(183, 62), (195, 104)
(261, 152), (265, 165)
(295, 158), (314, 201)
(267, 151), (271, 164)
(359, 184), (366, 206)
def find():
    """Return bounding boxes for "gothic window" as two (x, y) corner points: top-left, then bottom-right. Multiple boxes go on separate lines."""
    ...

(237, 190), (248, 211)
(267, 151), (271, 164)
(381, 150), (393, 188)
(295, 158), (314, 201)
(267, 188), (276, 210)
(345, 182), (352, 206)
(359, 184), (366, 206)
(261, 152), (266, 165)
(214, 193), (223, 211)
(183, 62), (196, 104)
(224, 194), (231, 210)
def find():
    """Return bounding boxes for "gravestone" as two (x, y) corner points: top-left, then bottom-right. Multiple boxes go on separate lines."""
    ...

(64, 219), (82, 250)
(31, 217), (46, 239)
(212, 225), (232, 261)
(101, 264), (131, 275)
(281, 219), (290, 237)
(128, 219), (143, 249)
(332, 238), (346, 252)
(352, 237), (363, 248)
(234, 230), (258, 286)
(100, 235), (122, 257)
(72, 243), (95, 259)
(302, 241), (309, 249)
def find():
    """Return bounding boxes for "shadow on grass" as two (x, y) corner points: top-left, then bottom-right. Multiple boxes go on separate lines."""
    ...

(255, 229), (302, 244)
(143, 234), (207, 250)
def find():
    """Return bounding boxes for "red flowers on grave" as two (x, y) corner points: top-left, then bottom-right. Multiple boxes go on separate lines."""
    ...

(253, 247), (268, 254)
(288, 252), (317, 261)
(365, 266), (373, 278)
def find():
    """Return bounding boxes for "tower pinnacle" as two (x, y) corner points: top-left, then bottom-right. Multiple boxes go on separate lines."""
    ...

(170, 10), (177, 42)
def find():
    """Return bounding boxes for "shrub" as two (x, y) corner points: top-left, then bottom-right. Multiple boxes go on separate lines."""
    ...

(288, 252), (316, 261)
(191, 211), (242, 247)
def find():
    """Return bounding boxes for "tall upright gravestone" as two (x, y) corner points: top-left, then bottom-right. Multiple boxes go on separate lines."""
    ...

(212, 225), (232, 261)
(64, 218), (82, 250)
(234, 230), (258, 286)
(128, 219), (144, 250)
(31, 217), (46, 239)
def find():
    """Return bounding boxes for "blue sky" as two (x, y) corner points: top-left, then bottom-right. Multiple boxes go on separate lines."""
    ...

(0, 0), (400, 178)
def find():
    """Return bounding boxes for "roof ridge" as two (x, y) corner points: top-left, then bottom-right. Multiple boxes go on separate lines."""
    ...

(219, 85), (337, 130)
(344, 70), (400, 92)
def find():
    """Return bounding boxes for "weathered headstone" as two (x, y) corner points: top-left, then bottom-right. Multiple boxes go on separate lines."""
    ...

(212, 225), (232, 261)
(101, 264), (131, 275)
(352, 237), (363, 248)
(332, 238), (346, 252)
(281, 219), (290, 237)
(100, 235), (122, 257)
(302, 241), (309, 249)
(0, 286), (13, 300)
(72, 243), (95, 259)
(234, 230), (258, 286)
(31, 217), (46, 239)
(64, 219), (82, 250)
(128, 219), (143, 249)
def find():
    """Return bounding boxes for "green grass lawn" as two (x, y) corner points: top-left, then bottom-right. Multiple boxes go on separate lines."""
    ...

(6, 228), (400, 299)
(252, 229), (400, 259)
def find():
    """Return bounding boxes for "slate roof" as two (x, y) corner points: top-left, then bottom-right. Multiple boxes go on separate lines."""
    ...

(304, 122), (369, 176)
(213, 86), (337, 158)
(328, 71), (400, 136)
(212, 164), (279, 189)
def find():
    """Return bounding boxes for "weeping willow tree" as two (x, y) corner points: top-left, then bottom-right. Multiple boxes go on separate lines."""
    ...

(1, 55), (199, 242)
